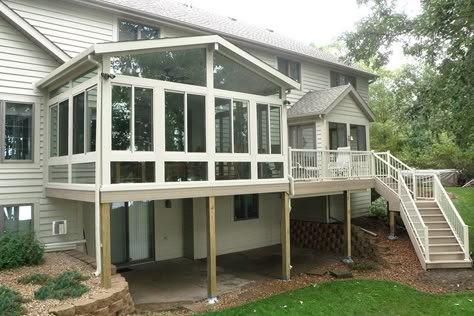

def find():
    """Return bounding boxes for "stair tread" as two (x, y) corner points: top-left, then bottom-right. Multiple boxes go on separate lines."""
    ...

(430, 251), (464, 255)
(430, 244), (461, 246)
(429, 236), (456, 238)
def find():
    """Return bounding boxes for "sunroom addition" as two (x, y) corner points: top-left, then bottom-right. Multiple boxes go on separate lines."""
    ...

(37, 35), (300, 200)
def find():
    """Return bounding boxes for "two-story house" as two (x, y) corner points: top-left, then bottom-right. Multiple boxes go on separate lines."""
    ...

(0, 0), (470, 301)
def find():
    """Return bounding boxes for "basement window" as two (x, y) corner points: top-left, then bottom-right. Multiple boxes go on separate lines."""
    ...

(1, 205), (32, 234)
(234, 194), (259, 221)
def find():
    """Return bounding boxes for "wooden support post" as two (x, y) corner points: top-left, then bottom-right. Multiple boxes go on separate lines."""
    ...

(281, 192), (291, 280)
(100, 203), (111, 289)
(207, 196), (217, 300)
(343, 191), (352, 259)
(389, 211), (396, 236)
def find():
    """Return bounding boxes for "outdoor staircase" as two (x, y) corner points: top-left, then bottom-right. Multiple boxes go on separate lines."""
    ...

(373, 152), (472, 270)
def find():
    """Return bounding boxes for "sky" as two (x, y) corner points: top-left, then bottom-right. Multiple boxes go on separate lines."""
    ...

(181, 0), (421, 68)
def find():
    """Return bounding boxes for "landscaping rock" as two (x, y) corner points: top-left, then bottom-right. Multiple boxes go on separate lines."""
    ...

(330, 270), (353, 279)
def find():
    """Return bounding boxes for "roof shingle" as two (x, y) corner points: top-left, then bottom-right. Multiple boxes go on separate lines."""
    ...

(85, 0), (374, 77)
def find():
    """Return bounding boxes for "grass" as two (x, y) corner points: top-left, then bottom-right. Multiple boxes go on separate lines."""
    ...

(205, 279), (474, 316)
(446, 187), (474, 251)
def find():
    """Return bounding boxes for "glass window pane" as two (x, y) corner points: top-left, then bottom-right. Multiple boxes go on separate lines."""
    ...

(49, 165), (68, 183)
(165, 162), (208, 182)
(86, 88), (97, 152)
(50, 105), (58, 157)
(73, 93), (85, 154)
(72, 68), (97, 87)
(111, 48), (206, 86)
(215, 98), (231, 153)
(258, 162), (284, 179)
(214, 51), (280, 96)
(257, 104), (269, 154)
(165, 92), (185, 151)
(215, 162), (251, 180)
(234, 195), (258, 220)
(49, 83), (69, 99)
(329, 122), (347, 150)
(187, 94), (206, 152)
(4, 103), (33, 160)
(277, 58), (289, 75)
(300, 125), (315, 149)
(134, 87), (153, 151)
(270, 106), (281, 154)
(112, 85), (132, 151)
(72, 163), (95, 184)
(58, 100), (69, 156)
(118, 20), (160, 41)
(2, 205), (32, 233)
(350, 125), (367, 151)
(110, 162), (155, 183)
(233, 100), (248, 153)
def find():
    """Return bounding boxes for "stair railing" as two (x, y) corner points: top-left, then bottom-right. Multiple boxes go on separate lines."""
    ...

(399, 173), (430, 262)
(432, 175), (470, 260)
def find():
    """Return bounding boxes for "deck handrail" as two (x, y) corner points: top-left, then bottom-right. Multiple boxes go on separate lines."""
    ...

(432, 174), (470, 260)
(399, 174), (430, 261)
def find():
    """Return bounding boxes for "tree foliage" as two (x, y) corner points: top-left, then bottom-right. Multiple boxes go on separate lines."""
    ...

(343, 0), (474, 146)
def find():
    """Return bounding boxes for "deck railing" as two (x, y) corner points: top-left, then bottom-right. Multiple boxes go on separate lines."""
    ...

(289, 148), (372, 180)
(399, 174), (430, 262)
(433, 175), (470, 260)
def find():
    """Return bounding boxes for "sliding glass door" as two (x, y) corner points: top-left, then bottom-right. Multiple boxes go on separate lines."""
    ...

(110, 201), (154, 265)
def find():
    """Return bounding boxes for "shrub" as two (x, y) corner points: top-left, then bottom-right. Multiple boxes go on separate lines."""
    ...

(0, 285), (26, 316)
(0, 233), (44, 270)
(369, 197), (387, 220)
(35, 271), (90, 301)
(17, 273), (50, 285)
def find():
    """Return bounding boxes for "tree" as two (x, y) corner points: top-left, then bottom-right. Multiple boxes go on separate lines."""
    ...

(343, 0), (474, 146)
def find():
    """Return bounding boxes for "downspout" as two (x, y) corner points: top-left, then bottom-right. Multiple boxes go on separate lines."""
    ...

(88, 55), (103, 277)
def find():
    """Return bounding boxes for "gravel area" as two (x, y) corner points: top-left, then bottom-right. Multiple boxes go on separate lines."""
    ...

(141, 217), (474, 315)
(0, 252), (105, 316)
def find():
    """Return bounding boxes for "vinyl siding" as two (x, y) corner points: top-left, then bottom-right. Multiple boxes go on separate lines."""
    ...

(192, 194), (281, 259)
(154, 199), (185, 261)
(357, 77), (369, 103)
(4, 0), (114, 57)
(329, 192), (371, 220)
(0, 15), (81, 246)
(327, 94), (370, 126)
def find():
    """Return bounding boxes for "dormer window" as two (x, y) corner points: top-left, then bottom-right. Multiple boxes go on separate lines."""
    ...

(330, 71), (356, 88)
(277, 57), (301, 83)
(118, 20), (160, 41)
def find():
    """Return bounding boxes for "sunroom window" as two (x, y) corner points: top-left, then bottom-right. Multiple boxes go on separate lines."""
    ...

(214, 98), (249, 153)
(111, 48), (206, 86)
(1, 101), (33, 161)
(257, 104), (281, 154)
(50, 100), (69, 157)
(215, 162), (251, 180)
(165, 92), (206, 152)
(329, 122), (348, 150)
(350, 124), (367, 151)
(214, 51), (280, 96)
(73, 87), (97, 154)
(111, 85), (153, 151)
(118, 20), (160, 41)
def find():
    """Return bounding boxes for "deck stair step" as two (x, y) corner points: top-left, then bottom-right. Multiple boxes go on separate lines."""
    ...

(428, 228), (456, 237)
(424, 221), (450, 229)
(429, 236), (458, 244)
(429, 244), (462, 252)
(426, 260), (472, 269)
(429, 252), (465, 261)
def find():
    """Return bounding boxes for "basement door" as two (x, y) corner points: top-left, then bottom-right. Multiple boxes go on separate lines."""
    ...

(110, 201), (154, 265)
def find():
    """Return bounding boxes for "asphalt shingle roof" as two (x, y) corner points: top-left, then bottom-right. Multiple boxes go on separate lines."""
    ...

(85, 0), (374, 77)
(287, 85), (351, 118)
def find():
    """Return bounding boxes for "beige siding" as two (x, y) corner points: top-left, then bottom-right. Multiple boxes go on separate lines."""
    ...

(244, 47), (277, 68)
(327, 94), (370, 126)
(192, 194), (281, 259)
(356, 77), (369, 103)
(0, 15), (81, 246)
(315, 118), (324, 149)
(5, 0), (114, 57)
(160, 25), (196, 38)
(329, 192), (371, 221)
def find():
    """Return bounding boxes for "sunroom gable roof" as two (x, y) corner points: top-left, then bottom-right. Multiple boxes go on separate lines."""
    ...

(36, 35), (301, 91)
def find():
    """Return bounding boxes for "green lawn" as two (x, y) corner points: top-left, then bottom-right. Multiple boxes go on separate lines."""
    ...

(205, 280), (474, 316)
(446, 187), (474, 251)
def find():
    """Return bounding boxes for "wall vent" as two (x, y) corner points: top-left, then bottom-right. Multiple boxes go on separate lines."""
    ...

(52, 220), (67, 235)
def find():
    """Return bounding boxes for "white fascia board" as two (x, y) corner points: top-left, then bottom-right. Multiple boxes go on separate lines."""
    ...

(36, 46), (96, 89)
(0, 0), (70, 63)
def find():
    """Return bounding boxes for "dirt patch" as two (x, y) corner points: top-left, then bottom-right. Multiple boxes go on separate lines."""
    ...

(0, 252), (105, 315)
(142, 217), (474, 315)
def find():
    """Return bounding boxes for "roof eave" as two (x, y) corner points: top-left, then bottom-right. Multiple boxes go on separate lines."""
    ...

(0, 0), (70, 63)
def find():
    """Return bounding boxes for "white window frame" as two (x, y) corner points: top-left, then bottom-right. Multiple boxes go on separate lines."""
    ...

(256, 103), (282, 155)
(0, 100), (34, 163)
(0, 203), (34, 234)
